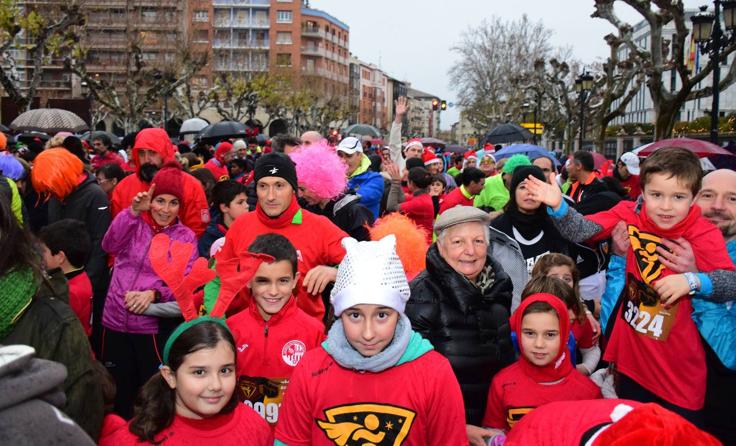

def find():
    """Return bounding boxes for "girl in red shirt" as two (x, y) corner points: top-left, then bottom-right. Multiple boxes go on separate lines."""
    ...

(531, 253), (601, 376)
(482, 293), (601, 433)
(102, 319), (272, 445)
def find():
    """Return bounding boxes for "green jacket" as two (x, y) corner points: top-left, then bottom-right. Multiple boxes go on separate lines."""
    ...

(473, 173), (509, 211)
(3, 270), (104, 440)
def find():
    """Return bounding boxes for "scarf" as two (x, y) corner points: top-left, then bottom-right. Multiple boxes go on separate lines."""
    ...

(0, 267), (37, 339)
(255, 195), (301, 228)
(510, 293), (573, 383)
(474, 262), (497, 293)
(324, 313), (413, 373)
(506, 206), (547, 240)
(141, 212), (177, 234)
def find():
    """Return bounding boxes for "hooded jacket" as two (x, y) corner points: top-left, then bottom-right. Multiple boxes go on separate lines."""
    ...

(482, 294), (601, 430)
(407, 244), (514, 425)
(3, 270), (104, 440)
(275, 330), (468, 445)
(110, 128), (210, 237)
(101, 208), (197, 334)
(0, 345), (95, 445)
(347, 155), (384, 219)
(227, 297), (325, 426)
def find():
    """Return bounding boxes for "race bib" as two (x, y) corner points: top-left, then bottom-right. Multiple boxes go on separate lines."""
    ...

(620, 226), (679, 341)
(237, 375), (288, 424)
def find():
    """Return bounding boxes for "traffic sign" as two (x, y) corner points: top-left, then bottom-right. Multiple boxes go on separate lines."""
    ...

(521, 122), (544, 135)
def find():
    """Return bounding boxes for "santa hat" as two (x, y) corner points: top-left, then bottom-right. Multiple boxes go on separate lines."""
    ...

(422, 150), (441, 167)
(214, 141), (233, 162)
(463, 150), (477, 160)
(330, 235), (410, 316)
(404, 139), (423, 153)
(593, 402), (721, 446)
(151, 161), (184, 202)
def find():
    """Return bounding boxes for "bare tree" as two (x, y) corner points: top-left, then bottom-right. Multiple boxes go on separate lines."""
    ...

(448, 15), (554, 132)
(0, 0), (84, 111)
(171, 80), (212, 119)
(593, 0), (736, 139)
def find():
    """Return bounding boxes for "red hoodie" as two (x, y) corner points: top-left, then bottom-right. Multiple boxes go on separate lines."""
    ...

(110, 128), (210, 236)
(226, 297), (325, 426)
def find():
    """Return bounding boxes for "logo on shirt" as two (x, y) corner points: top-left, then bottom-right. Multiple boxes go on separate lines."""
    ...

(281, 340), (306, 367)
(627, 225), (664, 284)
(237, 343), (249, 353)
(316, 403), (416, 446)
(506, 406), (535, 428)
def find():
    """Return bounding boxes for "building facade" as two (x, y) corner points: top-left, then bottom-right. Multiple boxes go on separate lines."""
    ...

(611, 9), (736, 125)
(406, 87), (439, 137)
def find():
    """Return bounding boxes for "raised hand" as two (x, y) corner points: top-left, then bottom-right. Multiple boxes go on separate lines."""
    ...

(394, 96), (409, 122)
(524, 175), (563, 210)
(384, 160), (401, 181)
(131, 183), (156, 216)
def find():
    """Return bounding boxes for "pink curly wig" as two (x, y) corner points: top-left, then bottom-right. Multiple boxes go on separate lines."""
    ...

(289, 141), (348, 201)
(369, 213), (428, 279)
(31, 148), (84, 200)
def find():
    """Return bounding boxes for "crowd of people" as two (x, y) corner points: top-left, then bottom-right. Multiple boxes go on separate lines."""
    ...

(0, 96), (734, 446)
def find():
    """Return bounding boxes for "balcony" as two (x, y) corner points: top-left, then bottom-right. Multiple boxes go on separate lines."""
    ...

(301, 66), (349, 84)
(214, 18), (269, 28)
(301, 45), (325, 57)
(301, 26), (326, 39)
(213, 39), (269, 49)
(214, 61), (268, 72)
(213, 0), (269, 7)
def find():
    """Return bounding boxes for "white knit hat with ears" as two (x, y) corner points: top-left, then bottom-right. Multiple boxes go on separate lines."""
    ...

(330, 235), (411, 316)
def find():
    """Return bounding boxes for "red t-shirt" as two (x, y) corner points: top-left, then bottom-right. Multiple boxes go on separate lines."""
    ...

(571, 318), (595, 349)
(439, 186), (473, 214)
(204, 158), (229, 182)
(399, 193), (435, 242)
(100, 403), (272, 445)
(226, 297), (325, 426)
(585, 200), (734, 410)
(618, 174), (641, 200)
(482, 361), (602, 430)
(217, 199), (347, 320)
(275, 347), (468, 446)
(66, 271), (92, 336)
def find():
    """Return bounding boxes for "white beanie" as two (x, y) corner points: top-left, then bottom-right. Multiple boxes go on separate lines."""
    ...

(330, 235), (410, 316)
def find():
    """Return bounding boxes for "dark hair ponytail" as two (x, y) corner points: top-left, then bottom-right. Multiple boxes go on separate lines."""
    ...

(129, 321), (237, 442)
(408, 167), (433, 190)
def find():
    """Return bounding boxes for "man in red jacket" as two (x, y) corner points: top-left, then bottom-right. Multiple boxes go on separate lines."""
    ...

(111, 128), (210, 236)
(217, 153), (348, 321)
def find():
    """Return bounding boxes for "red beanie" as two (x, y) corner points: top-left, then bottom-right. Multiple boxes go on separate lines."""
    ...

(151, 162), (184, 203)
(215, 141), (233, 162)
(422, 150), (440, 166)
(464, 150), (477, 160)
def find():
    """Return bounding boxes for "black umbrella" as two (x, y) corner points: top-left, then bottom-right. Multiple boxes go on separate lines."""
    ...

(81, 130), (121, 146)
(0, 124), (10, 133)
(483, 123), (532, 145)
(420, 137), (447, 147)
(198, 121), (249, 142)
(444, 144), (467, 154)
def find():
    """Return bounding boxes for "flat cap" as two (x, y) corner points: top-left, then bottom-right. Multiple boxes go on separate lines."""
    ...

(434, 206), (491, 233)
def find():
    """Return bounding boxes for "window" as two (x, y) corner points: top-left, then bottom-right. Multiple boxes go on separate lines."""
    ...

(276, 53), (292, 66)
(276, 10), (292, 23)
(193, 10), (208, 22)
(193, 30), (208, 43)
(276, 32), (292, 44)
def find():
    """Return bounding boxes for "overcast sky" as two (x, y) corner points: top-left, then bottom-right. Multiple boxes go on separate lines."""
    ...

(310, 0), (706, 130)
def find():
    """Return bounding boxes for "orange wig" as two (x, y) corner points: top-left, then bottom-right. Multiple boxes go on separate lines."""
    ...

(31, 148), (84, 200)
(369, 212), (428, 280)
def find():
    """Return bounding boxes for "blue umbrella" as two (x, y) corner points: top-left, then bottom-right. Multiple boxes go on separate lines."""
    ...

(493, 144), (560, 166)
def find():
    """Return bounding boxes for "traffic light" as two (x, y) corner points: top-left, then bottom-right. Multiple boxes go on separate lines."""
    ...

(431, 98), (439, 110)
(440, 100), (447, 110)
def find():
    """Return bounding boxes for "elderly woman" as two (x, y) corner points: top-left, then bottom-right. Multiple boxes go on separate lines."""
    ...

(406, 206), (514, 443)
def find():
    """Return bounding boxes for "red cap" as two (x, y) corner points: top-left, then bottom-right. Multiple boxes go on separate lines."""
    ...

(151, 161), (184, 203)
(422, 150), (440, 166)
(215, 141), (234, 162)
(464, 150), (477, 160)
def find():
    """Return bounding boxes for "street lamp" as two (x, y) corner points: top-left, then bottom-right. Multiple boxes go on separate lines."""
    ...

(574, 71), (594, 150)
(691, 1), (736, 144)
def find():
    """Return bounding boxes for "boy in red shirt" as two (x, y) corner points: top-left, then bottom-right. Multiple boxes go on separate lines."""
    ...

(227, 233), (325, 427)
(39, 219), (93, 336)
(483, 293), (601, 433)
(526, 148), (735, 421)
(276, 235), (468, 445)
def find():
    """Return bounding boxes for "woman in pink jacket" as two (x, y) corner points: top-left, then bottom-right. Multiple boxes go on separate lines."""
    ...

(101, 162), (197, 419)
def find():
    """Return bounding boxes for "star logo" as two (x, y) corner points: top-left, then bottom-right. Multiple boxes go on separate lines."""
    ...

(269, 167), (279, 174)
